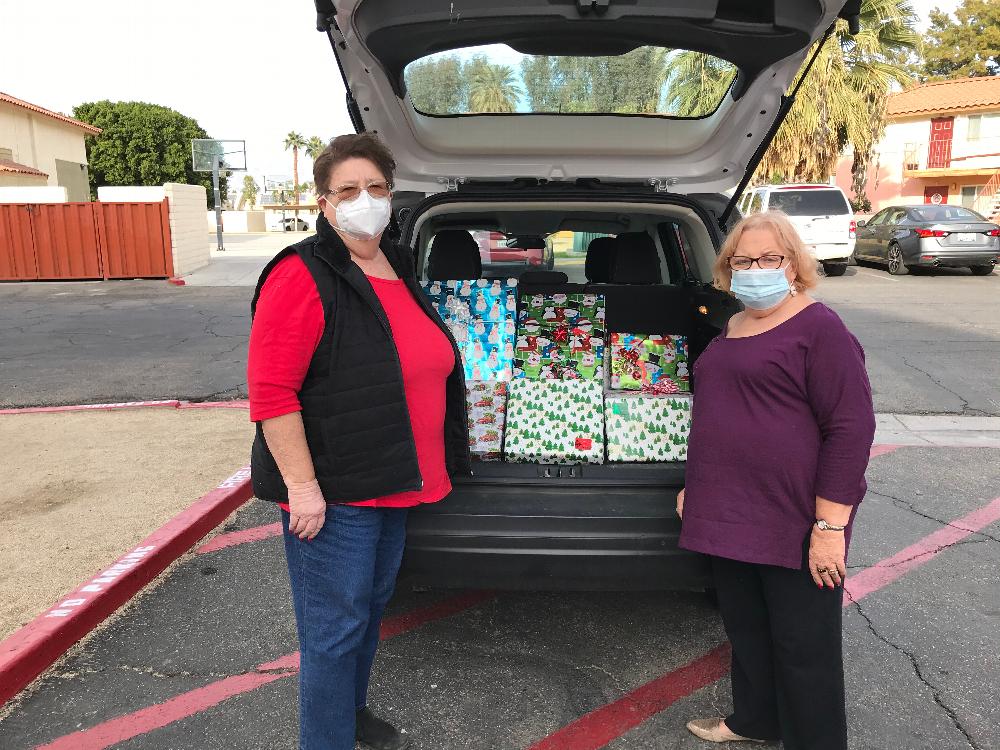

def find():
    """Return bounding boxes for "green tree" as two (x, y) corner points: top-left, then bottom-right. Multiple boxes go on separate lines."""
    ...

(468, 62), (523, 113)
(663, 52), (737, 117)
(71, 100), (224, 205)
(284, 131), (307, 218)
(922, 0), (1000, 79)
(238, 174), (259, 210)
(405, 54), (468, 113)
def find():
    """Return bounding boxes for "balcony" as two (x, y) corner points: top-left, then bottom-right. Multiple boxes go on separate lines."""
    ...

(903, 136), (1000, 177)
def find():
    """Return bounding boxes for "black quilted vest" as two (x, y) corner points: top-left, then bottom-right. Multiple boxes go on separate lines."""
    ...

(249, 214), (471, 503)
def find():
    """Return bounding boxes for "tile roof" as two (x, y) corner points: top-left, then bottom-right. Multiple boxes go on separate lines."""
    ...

(0, 92), (102, 135)
(887, 76), (1000, 118)
(0, 159), (49, 178)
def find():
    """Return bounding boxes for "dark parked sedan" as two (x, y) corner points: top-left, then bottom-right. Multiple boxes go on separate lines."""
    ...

(854, 204), (999, 276)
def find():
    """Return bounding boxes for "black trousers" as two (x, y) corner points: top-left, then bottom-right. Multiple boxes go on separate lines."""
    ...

(711, 554), (847, 750)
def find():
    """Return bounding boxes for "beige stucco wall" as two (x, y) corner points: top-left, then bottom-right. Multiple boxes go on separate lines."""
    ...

(0, 173), (47, 188)
(0, 102), (91, 199)
(164, 183), (209, 276)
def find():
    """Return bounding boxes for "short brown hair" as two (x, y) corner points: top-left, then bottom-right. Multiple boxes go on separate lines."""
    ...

(313, 133), (397, 195)
(713, 210), (820, 293)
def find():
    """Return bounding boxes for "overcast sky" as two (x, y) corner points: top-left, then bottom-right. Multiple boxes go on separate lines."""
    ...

(0, 0), (962, 187)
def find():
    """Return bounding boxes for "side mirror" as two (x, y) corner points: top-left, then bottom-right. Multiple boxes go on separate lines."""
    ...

(856, 219), (867, 228)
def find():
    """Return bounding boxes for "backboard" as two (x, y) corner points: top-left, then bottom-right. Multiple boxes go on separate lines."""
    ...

(192, 139), (247, 172)
(264, 176), (294, 192)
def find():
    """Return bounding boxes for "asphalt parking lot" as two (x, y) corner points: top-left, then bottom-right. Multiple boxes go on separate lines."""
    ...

(0, 444), (998, 749)
(2, 261), (999, 749)
(1, 261), (997, 415)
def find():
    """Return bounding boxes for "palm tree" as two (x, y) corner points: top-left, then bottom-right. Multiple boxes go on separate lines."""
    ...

(284, 131), (307, 212)
(662, 51), (737, 117)
(755, 0), (918, 196)
(305, 136), (326, 161)
(468, 63), (523, 113)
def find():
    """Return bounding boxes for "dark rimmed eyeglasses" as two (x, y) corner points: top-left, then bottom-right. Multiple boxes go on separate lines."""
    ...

(728, 254), (786, 271)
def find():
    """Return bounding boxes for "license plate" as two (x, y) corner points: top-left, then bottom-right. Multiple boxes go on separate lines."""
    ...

(954, 233), (977, 242)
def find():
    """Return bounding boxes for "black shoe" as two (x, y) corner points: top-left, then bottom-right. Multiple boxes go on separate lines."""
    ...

(356, 707), (411, 750)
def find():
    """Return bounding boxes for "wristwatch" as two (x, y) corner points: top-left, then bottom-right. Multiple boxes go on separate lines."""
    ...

(815, 519), (847, 532)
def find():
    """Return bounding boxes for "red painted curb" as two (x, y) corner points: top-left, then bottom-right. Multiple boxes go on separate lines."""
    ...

(0, 465), (254, 707)
(0, 400), (182, 415)
(177, 400), (249, 410)
(166, 277), (186, 286)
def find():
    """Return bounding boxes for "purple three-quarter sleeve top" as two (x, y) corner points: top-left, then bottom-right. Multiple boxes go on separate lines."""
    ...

(679, 302), (876, 570)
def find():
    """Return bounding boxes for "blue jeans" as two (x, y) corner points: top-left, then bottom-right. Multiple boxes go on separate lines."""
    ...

(281, 505), (409, 750)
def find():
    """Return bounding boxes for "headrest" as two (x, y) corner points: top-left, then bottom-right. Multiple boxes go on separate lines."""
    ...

(516, 236), (546, 250)
(427, 230), (482, 281)
(519, 270), (569, 286)
(585, 236), (617, 283)
(611, 232), (662, 284)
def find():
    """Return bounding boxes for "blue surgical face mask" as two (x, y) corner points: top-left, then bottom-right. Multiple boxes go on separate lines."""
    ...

(730, 267), (792, 310)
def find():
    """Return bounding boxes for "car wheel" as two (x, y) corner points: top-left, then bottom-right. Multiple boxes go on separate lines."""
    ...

(887, 244), (909, 276)
(970, 264), (995, 276)
(822, 262), (847, 277)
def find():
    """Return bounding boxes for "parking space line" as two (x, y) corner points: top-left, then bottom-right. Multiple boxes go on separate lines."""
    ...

(34, 591), (496, 750)
(526, 493), (1000, 750)
(528, 645), (732, 750)
(195, 523), (282, 554)
(855, 268), (898, 282)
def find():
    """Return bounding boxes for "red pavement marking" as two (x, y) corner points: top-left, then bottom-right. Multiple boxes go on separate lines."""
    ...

(177, 400), (249, 410)
(195, 523), (282, 554)
(528, 645), (732, 750)
(527, 494), (1000, 750)
(0, 467), (253, 706)
(869, 444), (902, 459)
(845, 495), (1000, 602)
(35, 591), (497, 750)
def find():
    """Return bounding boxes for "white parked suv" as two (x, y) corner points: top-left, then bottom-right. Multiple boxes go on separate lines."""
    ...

(738, 184), (857, 276)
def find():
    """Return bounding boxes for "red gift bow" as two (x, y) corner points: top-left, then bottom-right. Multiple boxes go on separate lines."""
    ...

(553, 327), (569, 343)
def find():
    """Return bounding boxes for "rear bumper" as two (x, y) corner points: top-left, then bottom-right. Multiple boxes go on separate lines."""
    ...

(401, 463), (711, 591)
(807, 241), (855, 262)
(911, 251), (998, 268)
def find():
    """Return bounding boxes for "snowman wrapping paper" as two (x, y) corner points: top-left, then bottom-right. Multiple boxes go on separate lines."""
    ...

(420, 278), (519, 381)
(605, 394), (692, 462)
(465, 381), (507, 460)
(608, 333), (690, 393)
(514, 292), (606, 381)
(503, 380), (605, 464)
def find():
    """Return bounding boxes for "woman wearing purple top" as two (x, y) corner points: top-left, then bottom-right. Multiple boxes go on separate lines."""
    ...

(678, 211), (875, 749)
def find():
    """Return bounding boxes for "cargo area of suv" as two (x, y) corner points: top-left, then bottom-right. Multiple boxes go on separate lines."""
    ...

(395, 189), (739, 590)
(312, 0), (863, 589)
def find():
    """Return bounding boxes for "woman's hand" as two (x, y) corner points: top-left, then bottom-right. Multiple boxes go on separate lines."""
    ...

(287, 478), (327, 541)
(809, 525), (846, 589)
(676, 488), (685, 519)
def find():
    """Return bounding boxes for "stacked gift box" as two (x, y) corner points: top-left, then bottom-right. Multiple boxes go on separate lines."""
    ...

(503, 380), (605, 464)
(465, 381), (507, 460)
(608, 333), (690, 394)
(421, 278), (519, 382)
(514, 292), (606, 381)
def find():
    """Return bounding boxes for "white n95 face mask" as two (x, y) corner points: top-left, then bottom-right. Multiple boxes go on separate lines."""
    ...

(333, 189), (391, 241)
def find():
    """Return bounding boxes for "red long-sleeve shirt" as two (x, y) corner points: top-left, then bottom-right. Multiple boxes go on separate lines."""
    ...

(247, 254), (455, 508)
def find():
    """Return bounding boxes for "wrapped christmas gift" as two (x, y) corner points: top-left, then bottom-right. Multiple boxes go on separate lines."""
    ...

(605, 394), (692, 462)
(608, 333), (690, 393)
(514, 292), (606, 381)
(465, 381), (508, 460)
(421, 278), (519, 380)
(504, 380), (605, 464)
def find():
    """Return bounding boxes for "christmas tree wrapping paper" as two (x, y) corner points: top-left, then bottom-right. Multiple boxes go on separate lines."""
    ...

(420, 278), (519, 381)
(514, 292), (606, 381)
(604, 394), (692, 462)
(503, 380), (605, 464)
(608, 333), (690, 394)
(465, 381), (507, 460)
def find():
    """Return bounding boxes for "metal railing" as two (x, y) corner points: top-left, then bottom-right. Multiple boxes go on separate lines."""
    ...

(903, 136), (1000, 172)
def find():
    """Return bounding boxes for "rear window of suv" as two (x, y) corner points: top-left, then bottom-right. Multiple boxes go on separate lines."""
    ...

(767, 189), (851, 216)
(404, 44), (737, 118)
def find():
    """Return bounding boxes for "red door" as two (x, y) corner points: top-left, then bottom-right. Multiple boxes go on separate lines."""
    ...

(924, 185), (949, 205)
(928, 117), (953, 168)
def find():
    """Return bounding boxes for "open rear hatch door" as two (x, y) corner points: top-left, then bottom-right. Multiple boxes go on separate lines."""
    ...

(314, 0), (855, 196)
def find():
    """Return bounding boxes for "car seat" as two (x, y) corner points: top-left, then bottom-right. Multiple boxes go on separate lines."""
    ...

(426, 230), (482, 280)
(611, 232), (662, 284)
(585, 236), (617, 283)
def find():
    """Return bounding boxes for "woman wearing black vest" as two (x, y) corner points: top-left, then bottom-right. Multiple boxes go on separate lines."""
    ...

(247, 134), (471, 750)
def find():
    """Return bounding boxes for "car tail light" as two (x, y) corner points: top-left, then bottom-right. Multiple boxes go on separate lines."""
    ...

(849, 219), (856, 239)
(985, 229), (1000, 237)
(915, 228), (949, 238)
